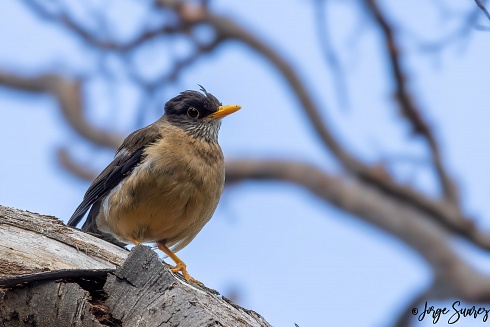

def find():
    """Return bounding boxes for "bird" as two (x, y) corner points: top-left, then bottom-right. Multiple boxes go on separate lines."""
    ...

(68, 86), (241, 283)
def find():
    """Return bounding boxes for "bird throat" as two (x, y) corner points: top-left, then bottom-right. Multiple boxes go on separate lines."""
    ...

(169, 117), (222, 143)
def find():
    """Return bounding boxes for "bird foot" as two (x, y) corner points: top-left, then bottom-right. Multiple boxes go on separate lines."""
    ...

(167, 261), (201, 284)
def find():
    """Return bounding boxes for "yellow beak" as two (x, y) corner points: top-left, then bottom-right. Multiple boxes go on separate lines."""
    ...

(208, 104), (241, 120)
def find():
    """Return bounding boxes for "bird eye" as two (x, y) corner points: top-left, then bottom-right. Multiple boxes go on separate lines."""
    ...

(187, 107), (200, 119)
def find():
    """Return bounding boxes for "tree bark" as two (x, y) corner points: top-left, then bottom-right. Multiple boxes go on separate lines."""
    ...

(0, 205), (271, 327)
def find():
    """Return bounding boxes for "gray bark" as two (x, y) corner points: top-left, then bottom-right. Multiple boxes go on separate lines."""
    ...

(0, 206), (271, 327)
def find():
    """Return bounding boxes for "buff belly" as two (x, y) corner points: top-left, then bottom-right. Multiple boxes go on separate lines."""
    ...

(96, 132), (224, 252)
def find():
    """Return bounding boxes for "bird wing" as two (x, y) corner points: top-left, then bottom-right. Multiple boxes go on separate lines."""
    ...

(67, 123), (162, 227)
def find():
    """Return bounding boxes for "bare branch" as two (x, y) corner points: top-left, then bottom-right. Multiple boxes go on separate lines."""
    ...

(57, 147), (98, 181)
(22, 0), (181, 53)
(475, 0), (490, 21)
(365, 0), (459, 204)
(0, 71), (123, 148)
(415, 8), (487, 52)
(225, 159), (490, 302)
(314, 0), (350, 110)
(138, 37), (224, 90)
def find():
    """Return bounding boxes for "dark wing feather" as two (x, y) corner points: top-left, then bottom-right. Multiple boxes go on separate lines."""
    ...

(67, 123), (161, 228)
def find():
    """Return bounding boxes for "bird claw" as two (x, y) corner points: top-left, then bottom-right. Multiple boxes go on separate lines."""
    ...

(167, 261), (202, 284)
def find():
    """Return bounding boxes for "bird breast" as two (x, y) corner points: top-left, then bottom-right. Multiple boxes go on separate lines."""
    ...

(97, 126), (225, 251)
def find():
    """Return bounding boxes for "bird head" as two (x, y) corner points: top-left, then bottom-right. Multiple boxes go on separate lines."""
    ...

(164, 86), (241, 143)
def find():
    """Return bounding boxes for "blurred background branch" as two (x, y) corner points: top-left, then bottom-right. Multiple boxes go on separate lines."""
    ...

(475, 0), (490, 21)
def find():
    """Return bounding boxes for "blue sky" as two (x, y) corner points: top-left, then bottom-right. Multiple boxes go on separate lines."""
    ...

(1, 1), (490, 326)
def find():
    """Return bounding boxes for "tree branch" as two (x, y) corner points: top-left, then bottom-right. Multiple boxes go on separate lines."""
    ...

(314, 0), (351, 110)
(225, 159), (490, 303)
(57, 147), (98, 181)
(475, 0), (490, 21)
(365, 0), (459, 204)
(22, 0), (182, 53)
(0, 205), (272, 327)
(0, 71), (123, 148)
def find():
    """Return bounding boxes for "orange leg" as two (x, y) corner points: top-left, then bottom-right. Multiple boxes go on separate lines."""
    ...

(127, 235), (142, 246)
(157, 242), (201, 284)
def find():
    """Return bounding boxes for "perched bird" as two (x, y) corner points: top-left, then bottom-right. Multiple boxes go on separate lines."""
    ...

(68, 86), (241, 283)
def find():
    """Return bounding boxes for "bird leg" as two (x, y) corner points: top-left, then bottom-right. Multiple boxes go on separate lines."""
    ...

(126, 237), (200, 284)
(127, 235), (142, 246)
(157, 242), (201, 284)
